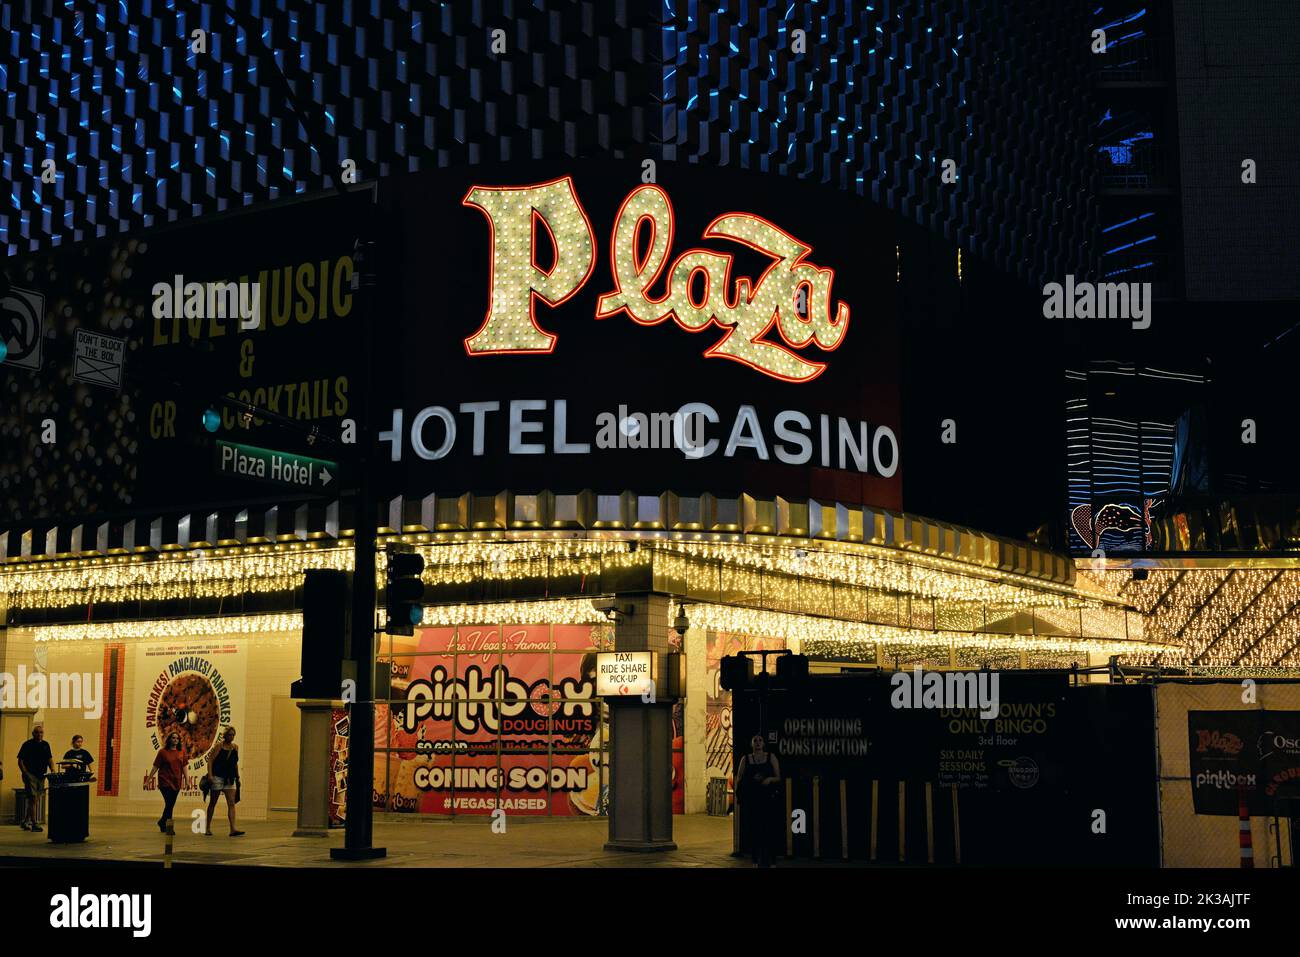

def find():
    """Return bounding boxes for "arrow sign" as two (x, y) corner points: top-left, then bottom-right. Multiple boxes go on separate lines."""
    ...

(215, 441), (341, 494)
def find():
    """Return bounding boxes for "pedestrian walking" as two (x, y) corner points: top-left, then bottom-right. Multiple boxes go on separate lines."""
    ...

(146, 732), (186, 832)
(735, 733), (782, 867)
(17, 725), (54, 833)
(203, 727), (244, 837)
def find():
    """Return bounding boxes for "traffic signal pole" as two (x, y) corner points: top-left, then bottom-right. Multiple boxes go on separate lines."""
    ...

(117, 5), (389, 860)
(332, 230), (385, 860)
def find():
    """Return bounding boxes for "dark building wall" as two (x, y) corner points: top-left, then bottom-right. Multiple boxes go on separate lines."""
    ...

(0, 1), (652, 252)
(1, 0), (1107, 543)
(663, 0), (1100, 289)
(1173, 1), (1300, 301)
(3, 0), (1098, 290)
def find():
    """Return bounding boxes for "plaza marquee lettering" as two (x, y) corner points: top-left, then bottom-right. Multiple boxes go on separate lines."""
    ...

(462, 177), (849, 382)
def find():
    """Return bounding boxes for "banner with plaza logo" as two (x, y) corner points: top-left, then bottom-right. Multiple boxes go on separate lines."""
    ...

(1187, 710), (1300, 815)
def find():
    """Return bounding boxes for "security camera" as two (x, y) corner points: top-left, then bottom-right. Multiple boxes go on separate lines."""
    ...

(592, 598), (634, 621)
(793, 548), (809, 560)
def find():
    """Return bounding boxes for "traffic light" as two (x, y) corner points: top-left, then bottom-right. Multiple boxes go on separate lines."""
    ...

(775, 653), (809, 685)
(291, 569), (351, 699)
(719, 655), (754, 692)
(384, 543), (425, 635)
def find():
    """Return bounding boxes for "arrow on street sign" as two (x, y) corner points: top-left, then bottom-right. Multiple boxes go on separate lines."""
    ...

(215, 440), (341, 494)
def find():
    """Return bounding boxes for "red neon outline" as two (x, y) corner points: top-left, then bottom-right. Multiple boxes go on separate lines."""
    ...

(595, 184), (675, 324)
(596, 188), (847, 383)
(531, 208), (559, 277)
(701, 287), (828, 382)
(685, 264), (711, 309)
(642, 242), (826, 383)
(704, 210), (851, 353)
(788, 278), (815, 344)
(461, 175), (596, 356)
(633, 213), (656, 275)
(597, 190), (814, 375)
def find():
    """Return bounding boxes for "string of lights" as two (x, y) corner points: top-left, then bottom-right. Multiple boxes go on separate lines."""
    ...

(1083, 567), (1300, 668)
(1, 533), (1113, 613)
(0, 533), (1187, 658)
(28, 613), (303, 643)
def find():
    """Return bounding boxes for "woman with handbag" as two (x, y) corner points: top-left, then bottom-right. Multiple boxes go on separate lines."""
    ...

(146, 732), (186, 832)
(203, 727), (245, 837)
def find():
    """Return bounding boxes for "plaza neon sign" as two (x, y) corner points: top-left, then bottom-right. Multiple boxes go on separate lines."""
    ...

(462, 177), (850, 382)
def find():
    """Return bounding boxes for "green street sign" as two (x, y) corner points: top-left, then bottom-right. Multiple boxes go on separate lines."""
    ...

(215, 441), (340, 493)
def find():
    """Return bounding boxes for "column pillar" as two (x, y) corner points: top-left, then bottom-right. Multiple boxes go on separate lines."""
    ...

(0, 623), (38, 824)
(605, 592), (677, 852)
(683, 625), (708, 814)
(294, 699), (338, 837)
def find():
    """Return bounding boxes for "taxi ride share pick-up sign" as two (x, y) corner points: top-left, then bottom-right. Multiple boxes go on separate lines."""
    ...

(595, 652), (656, 697)
(215, 440), (339, 494)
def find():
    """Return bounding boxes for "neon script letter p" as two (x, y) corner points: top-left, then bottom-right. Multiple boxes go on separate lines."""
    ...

(462, 177), (596, 354)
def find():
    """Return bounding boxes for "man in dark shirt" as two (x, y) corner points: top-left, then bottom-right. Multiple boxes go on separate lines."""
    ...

(63, 735), (94, 770)
(17, 726), (53, 832)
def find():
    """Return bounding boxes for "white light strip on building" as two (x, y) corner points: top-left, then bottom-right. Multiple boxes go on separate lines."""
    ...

(27, 613), (304, 642)
(417, 599), (608, 627)
(678, 602), (1171, 656)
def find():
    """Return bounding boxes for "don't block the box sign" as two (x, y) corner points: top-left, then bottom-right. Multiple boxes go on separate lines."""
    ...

(596, 651), (656, 697)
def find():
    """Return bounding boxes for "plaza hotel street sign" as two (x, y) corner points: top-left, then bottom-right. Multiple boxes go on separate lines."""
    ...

(215, 440), (339, 493)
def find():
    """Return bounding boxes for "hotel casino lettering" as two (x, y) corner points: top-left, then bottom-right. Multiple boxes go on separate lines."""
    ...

(0, 161), (1156, 829)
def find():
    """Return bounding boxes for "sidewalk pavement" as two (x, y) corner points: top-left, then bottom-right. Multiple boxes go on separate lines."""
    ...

(0, 812), (749, 868)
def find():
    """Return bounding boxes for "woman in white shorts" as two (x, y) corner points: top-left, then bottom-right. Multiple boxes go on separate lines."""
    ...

(204, 727), (245, 837)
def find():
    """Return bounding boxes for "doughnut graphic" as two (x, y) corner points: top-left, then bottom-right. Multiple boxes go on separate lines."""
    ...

(156, 673), (221, 762)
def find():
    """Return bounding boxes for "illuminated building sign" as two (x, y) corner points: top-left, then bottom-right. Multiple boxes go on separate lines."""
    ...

(5, 162), (903, 521)
(595, 652), (656, 697)
(463, 177), (849, 382)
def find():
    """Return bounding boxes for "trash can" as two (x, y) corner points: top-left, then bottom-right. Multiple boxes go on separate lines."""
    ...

(707, 777), (731, 816)
(46, 770), (94, 843)
(13, 786), (46, 826)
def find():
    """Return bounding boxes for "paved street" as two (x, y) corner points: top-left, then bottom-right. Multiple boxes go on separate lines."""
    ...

(0, 812), (747, 868)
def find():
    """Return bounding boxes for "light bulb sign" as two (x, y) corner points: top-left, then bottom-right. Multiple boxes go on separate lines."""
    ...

(463, 178), (849, 382)
(376, 160), (902, 511)
(2, 161), (902, 524)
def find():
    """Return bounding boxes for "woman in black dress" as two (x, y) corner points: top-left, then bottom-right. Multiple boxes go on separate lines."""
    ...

(735, 734), (781, 867)
(204, 727), (244, 837)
